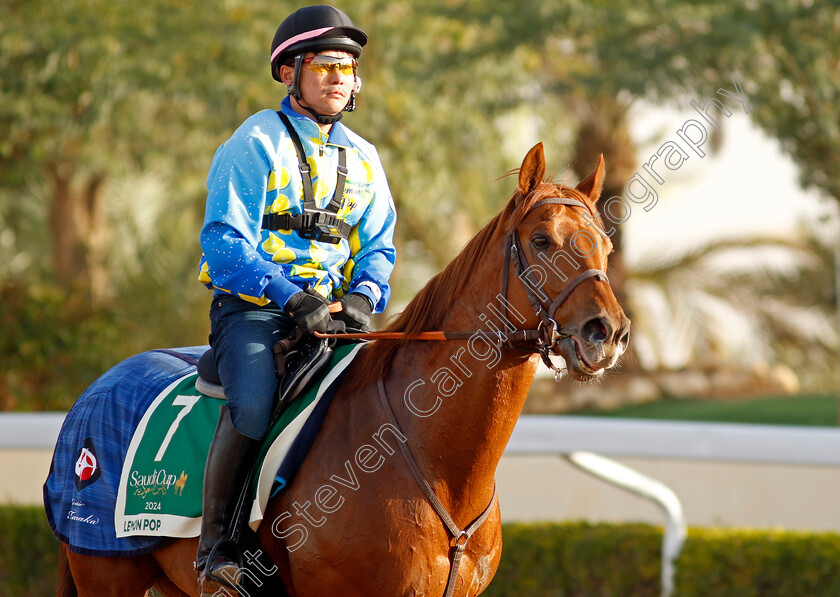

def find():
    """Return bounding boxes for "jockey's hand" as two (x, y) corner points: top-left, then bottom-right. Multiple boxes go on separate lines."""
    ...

(334, 292), (374, 331)
(284, 289), (331, 334)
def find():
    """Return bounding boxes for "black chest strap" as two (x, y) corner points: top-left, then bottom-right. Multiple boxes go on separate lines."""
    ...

(262, 211), (352, 241)
(264, 111), (349, 244)
(274, 111), (347, 212)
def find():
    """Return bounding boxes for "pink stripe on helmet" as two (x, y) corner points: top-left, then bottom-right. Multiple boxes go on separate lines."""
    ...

(270, 27), (335, 63)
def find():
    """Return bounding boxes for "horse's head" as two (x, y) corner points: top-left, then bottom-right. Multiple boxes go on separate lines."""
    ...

(507, 143), (630, 380)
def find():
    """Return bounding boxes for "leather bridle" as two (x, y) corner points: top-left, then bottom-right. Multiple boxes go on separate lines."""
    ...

(500, 196), (610, 378)
(369, 197), (611, 597)
(316, 194), (612, 378)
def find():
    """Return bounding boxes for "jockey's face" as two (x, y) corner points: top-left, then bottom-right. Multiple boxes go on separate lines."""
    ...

(281, 51), (357, 121)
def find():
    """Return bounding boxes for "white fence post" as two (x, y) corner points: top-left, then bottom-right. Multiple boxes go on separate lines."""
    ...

(564, 452), (687, 597)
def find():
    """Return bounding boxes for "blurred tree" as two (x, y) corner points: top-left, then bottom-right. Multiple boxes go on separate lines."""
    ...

(0, 0), (283, 301)
(423, 0), (839, 379)
(0, 0), (288, 407)
(1, 0), (838, 408)
(626, 234), (836, 377)
(584, 0), (840, 200)
(561, 0), (840, 375)
(428, 0), (839, 309)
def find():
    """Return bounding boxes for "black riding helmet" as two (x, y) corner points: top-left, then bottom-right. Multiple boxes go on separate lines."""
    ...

(270, 5), (367, 124)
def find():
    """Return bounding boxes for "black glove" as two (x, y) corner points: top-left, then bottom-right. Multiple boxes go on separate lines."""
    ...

(334, 292), (374, 330)
(284, 289), (331, 334)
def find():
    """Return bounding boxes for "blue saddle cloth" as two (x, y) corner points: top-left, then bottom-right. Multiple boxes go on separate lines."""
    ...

(43, 345), (352, 556)
(44, 348), (204, 555)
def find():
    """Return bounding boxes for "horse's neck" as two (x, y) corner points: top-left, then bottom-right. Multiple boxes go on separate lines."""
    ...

(384, 299), (539, 519)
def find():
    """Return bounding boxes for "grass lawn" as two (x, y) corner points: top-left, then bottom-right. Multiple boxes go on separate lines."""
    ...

(568, 393), (839, 427)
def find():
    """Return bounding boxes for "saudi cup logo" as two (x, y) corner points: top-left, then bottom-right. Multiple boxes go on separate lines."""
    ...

(74, 438), (101, 491)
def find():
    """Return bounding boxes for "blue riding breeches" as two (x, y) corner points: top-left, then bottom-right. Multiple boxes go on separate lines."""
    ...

(209, 294), (296, 439)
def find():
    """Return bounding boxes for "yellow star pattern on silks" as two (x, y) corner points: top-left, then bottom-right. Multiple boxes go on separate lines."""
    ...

(303, 153), (334, 205)
(288, 264), (331, 298)
(360, 159), (375, 184)
(341, 258), (355, 294)
(238, 291), (270, 306)
(312, 178), (330, 205)
(262, 233), (296, 263)
(312, 279), (331, 299)
(267, 195), (292, 225)
(307, 131), (328, 150)
(289, 264), (321, 279)
(305, 155), (321, 181)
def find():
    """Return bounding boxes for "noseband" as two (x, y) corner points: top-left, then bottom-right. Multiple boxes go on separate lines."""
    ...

(500, 196), (610, 378)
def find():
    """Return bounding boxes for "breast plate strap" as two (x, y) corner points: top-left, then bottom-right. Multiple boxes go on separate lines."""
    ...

(376, 378), (497, 597)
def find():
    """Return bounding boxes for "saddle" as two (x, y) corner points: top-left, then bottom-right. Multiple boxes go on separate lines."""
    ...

(195, 326), (335, 413)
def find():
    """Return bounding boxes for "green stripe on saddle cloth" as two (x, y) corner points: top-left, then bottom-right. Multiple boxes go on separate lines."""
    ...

(114, 342), (363, 539)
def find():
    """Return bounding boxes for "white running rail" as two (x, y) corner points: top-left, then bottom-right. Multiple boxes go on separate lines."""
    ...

(6, 412), (840, 597)
(564, 452), (686, 597)
(506, 415), (840, 597)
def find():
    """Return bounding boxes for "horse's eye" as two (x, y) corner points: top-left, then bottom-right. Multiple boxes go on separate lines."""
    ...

(531, 235), (550, 249)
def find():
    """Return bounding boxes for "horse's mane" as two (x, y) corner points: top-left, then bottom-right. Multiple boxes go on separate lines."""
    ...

(346, 176), (587, 389)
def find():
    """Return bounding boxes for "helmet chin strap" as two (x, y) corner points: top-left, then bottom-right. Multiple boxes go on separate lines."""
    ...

(289, 54), (356, 125)
(300, 103), (344, 125)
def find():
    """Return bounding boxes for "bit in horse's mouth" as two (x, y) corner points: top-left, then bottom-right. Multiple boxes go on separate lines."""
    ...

(556, 337), (604, 380)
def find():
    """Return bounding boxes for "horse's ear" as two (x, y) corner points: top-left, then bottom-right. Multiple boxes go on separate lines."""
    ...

(575, 154), (606, 203)
(518, 143), (546, 197)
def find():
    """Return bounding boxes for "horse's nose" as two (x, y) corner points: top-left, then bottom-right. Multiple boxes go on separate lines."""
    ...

(581, 312), (631, 354)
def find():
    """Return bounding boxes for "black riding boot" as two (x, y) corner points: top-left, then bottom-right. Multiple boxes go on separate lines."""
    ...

(195, 405), (261, 597)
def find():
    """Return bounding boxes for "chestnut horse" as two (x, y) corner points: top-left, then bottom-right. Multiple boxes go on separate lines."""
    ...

(59, 143), (629, 596)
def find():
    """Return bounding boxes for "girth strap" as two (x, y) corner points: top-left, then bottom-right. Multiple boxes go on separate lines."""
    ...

(376, 378), (497, 597)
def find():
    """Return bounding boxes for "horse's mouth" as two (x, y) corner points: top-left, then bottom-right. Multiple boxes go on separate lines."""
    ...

(555, 337), (604, 381)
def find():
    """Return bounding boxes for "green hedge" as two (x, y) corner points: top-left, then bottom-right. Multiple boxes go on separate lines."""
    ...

(0, 506), (59, 597)
(488, 523), (840, 597)
(676, 528), (840, 597)
(3, 505), (840, 596)
(485, 522), (662, 596)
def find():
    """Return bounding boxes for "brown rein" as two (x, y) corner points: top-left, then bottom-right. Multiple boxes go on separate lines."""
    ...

(314, 329), (543, 342)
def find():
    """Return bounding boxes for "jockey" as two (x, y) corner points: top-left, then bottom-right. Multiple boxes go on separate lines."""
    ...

(194, 5), (396, 593)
